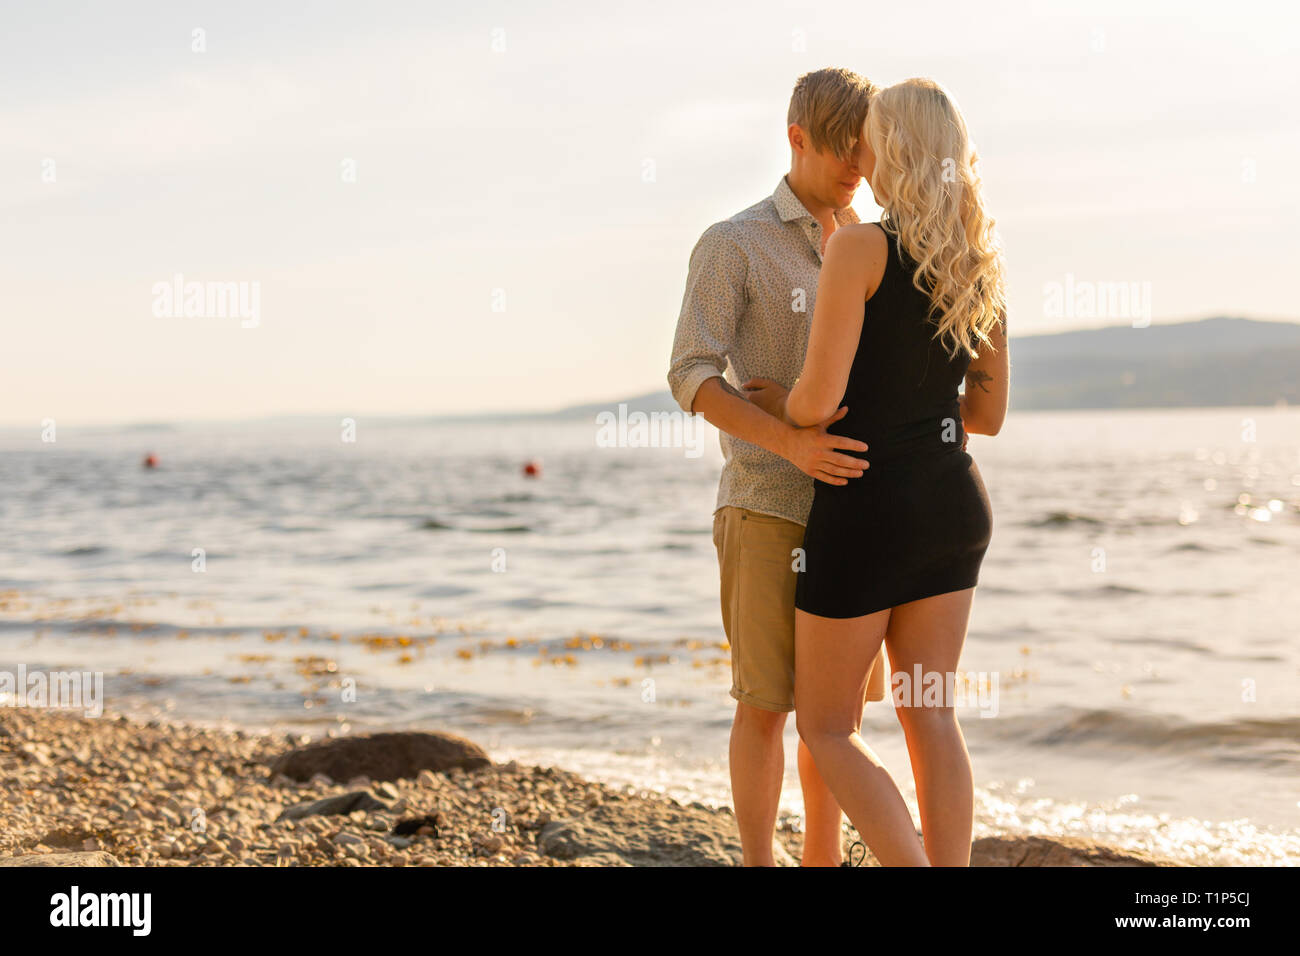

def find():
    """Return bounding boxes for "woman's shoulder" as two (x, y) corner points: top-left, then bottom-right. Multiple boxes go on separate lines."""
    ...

(826, 221), (890, 260)
(824, 222), (890, 299)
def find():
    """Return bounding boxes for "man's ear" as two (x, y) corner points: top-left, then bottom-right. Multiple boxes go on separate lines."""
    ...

(787, 123), (807, 154)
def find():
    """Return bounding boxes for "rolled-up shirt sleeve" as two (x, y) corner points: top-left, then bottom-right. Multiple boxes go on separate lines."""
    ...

(667, 221), (747, 414)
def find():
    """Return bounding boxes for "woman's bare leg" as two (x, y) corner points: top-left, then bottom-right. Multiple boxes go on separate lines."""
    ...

(799, 678), (877, 865)
(794, 607), (930, 866)
(884, 589), (976, 866)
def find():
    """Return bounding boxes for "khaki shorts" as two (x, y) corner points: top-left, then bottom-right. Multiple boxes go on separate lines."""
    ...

(713, 506), (887, 712)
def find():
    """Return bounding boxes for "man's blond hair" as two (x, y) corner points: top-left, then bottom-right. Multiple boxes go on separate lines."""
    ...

(787, 68), (877, 160)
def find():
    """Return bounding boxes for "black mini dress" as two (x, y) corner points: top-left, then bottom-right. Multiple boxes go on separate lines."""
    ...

(794, 224), (993, 619)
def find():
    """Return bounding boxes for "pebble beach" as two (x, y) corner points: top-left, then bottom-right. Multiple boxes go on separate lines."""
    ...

(0, 707), (1184, 868)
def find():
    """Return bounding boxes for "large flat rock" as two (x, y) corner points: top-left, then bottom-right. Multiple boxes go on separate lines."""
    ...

(269, 731), (490, 783)
(0, 851), (121, 867)
(539, 801), (795, 867)
(971, 835), (1183, 867)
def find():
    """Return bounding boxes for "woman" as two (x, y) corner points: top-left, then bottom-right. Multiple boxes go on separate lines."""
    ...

(745, 77), (1009, 866)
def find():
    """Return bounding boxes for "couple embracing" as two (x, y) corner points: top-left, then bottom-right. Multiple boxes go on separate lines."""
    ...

(667, 68), (1009, 866)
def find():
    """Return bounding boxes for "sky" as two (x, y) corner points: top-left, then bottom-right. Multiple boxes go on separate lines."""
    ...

(2, 0), (1298, 425)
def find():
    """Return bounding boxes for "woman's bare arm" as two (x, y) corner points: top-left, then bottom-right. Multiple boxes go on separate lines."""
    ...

(784, 224), (888, 427)
(959, 313), (1009, 436)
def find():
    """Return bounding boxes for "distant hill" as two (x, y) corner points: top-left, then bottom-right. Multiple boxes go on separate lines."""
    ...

(419, 316), (1299, 423)
(1007, 316), (1300, 409)
(551, 391), (683, 419)
(547, 317), (1296, 416)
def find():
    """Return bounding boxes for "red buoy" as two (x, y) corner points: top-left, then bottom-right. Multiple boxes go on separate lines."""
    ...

(522, 460), (541, 478)
(143, 453), (159, 469)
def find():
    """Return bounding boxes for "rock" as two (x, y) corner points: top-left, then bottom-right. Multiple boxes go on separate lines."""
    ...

(38, 828), (96, 850)
(332, 832), (364, 847)
(268, 732), (490, 783)
(373, 781), (400, 801)
(538, 800), (759, 867)
(20, 745), (52, 766)
(573, 851), (633, 867)
(392, 813), (441, 837)
(0, 851), (120, 867)
(970, 835), (1184, 867)
(276, 790), (394, 822)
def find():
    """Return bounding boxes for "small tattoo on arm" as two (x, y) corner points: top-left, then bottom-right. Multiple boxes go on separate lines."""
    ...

(969, 370), (993, 393)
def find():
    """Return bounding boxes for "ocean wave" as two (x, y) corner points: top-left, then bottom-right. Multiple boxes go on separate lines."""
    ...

(1058, 583), (1146, 598)
(418, 584), (475, 599)
(419, 517), (533, 534)
(1167, 541), (1223, 553)
(1024, 511), (1184, 530)
(999, 707), (1300, 769)
(1026, 511), (1105, 528)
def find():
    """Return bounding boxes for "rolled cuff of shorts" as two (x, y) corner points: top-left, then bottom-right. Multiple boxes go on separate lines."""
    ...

(730, 686), (793, 713)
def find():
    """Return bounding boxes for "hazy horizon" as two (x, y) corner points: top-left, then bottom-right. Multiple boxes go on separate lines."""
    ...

(4, 1), (1297, 426)
(4, 312), (1296, 428)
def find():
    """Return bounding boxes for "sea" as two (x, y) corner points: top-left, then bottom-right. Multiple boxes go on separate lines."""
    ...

(1, 406), (1297, 865)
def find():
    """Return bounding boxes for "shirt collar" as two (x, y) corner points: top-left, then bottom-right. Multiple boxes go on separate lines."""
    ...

(772, 175), (861, 227)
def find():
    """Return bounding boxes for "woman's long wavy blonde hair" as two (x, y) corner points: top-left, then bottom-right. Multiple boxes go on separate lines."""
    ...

(865, 78), (1006, 359)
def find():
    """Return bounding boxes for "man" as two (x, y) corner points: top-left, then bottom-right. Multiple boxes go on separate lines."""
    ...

(667, 68), (888, 867)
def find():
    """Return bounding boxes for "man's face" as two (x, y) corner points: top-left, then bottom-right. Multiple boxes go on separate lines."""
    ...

(811, 140), (863, 210)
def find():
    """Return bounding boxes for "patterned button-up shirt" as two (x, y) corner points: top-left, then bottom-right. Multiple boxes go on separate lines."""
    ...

(668, 176), (860, 526)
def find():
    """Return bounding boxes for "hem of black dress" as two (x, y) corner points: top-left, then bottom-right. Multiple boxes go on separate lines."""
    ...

(795, 578), (980, 620)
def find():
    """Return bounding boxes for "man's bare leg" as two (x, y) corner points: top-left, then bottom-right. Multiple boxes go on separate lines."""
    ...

(729, 700), (787, 866)
(797, 737), (844, 865)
